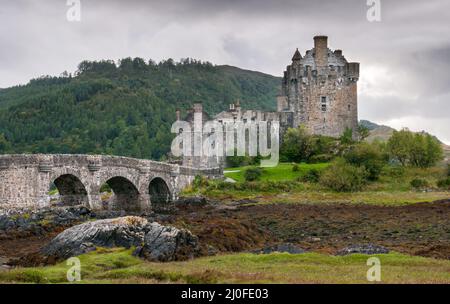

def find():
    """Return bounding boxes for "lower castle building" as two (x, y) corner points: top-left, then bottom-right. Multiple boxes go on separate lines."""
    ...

(180, 35), (360, 168)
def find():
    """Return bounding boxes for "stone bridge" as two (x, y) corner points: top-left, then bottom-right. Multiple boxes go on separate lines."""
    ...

(0, 154), (221, 212)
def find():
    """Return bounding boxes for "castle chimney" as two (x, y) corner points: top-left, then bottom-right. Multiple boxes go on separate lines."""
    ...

(193, 103), (203, 113)
(175, 109), (181, 121)
(313, 35), (328, 68)
(235, 99), (241, 109)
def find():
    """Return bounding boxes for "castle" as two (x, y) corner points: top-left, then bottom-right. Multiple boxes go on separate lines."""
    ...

(180, 35), (360, 168)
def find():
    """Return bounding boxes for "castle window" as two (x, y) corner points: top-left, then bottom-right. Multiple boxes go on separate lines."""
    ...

(348, 104), (351, 111)
(321, 96), (327, 111)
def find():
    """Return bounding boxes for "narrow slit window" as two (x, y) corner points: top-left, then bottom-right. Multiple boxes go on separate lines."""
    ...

(321, 96), (327, 111)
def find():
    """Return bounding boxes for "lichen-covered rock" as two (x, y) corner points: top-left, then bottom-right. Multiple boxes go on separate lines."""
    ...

(42, 216), (199, 262)
(251, 243), (306, 254)
(42, 216), (148, 259)
(336, 244), (389, 255)
(0, 206), (93, 237)
(175, 196), (207, 207)
(134, 222), (200, 262)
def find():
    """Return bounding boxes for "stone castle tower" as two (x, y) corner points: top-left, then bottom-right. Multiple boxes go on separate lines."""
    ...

(277, 35), (359, 137)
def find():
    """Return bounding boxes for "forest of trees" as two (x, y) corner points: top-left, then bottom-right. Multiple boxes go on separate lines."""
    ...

(0, 58), (281, 160)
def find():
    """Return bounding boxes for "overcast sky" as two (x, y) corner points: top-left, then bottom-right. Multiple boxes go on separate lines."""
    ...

(1, 0), (449, 143)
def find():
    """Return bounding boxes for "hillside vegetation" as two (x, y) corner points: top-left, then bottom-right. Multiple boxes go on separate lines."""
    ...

(0, 58), (280, 159)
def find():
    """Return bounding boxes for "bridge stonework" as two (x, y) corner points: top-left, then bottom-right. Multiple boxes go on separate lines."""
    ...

(0, 154), (221, 212)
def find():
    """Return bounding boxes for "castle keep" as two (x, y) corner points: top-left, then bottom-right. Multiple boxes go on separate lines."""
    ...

(277, 35), (359, 137)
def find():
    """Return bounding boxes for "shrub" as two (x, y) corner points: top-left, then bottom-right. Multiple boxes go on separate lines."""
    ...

(244, 168), (263, 182)
(410, 178), (429, 190)
(343, 142), (386, 181)
(387, 129), (443, 167)
(292, 163), (300, 172)
(308, 154), (333, 164)
(437, 177), (450, 190)
(300, 168), (321, 183)
(209, 180), (297, 192)
(447, 164), (450, 177)
(281, 126), (338, 163)
(319, 159), (367, 192)
(226, 155), (259, 168)
(384, 165), (405, 178)
(280, 126), (315, 163)
(193, 175), (209, 189)
(100, 183), (112, 193)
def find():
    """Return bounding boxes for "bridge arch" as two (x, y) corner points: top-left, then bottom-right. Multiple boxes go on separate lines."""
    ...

(51, 173), (89, 207)
(101, 176), (140, 211)
(149, 177), (172, 206)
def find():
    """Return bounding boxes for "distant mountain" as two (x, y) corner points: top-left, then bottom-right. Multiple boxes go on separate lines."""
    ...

(360, 120), (396, 143)
(0, 58), (281, 159)
(359, 119), (385, 131)
(361, 120), (449, 163)
(362, 120), (446, 145)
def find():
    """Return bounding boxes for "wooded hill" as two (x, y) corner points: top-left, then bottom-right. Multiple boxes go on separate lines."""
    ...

(0, 58), (281, 160)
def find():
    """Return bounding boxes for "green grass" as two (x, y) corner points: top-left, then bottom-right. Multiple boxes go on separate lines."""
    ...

(224, 163), (328, 182)
(1, 248), (449, 284)
(253, 190), (450, 206)
(186, 164), (450, 206)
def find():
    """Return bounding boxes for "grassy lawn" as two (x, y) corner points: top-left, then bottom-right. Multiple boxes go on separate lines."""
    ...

(184, 163), (450, 206)
(224, 162), (328, 182)
(1, 248), (449, 284)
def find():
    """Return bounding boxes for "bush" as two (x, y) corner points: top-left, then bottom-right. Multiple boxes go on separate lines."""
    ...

(244, 168), (263, 182)
(193, 175), (209, 189)
(300, 168), (321, 183)
(384, 165), (405, 178)
(387, 129), (443, 167)
(308, 154), (333, 164)
(319, 159), (367, 192)
(280, 126), (315, 163)
(208, 180), (297, 193)
(437, 177), (450, 190)
(226, 156), (258, 168)
(447, 164), (450, 177)
(343, 142), (386, 181)
(280, 126), (338, 163)
(292, 163), (300, 172)
(410, 178), (429, 190)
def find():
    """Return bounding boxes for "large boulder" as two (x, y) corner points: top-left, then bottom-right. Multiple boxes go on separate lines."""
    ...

(134, 222), (200, 262)
(42, 216), (147, 259)
(42, 216), (199, 262)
